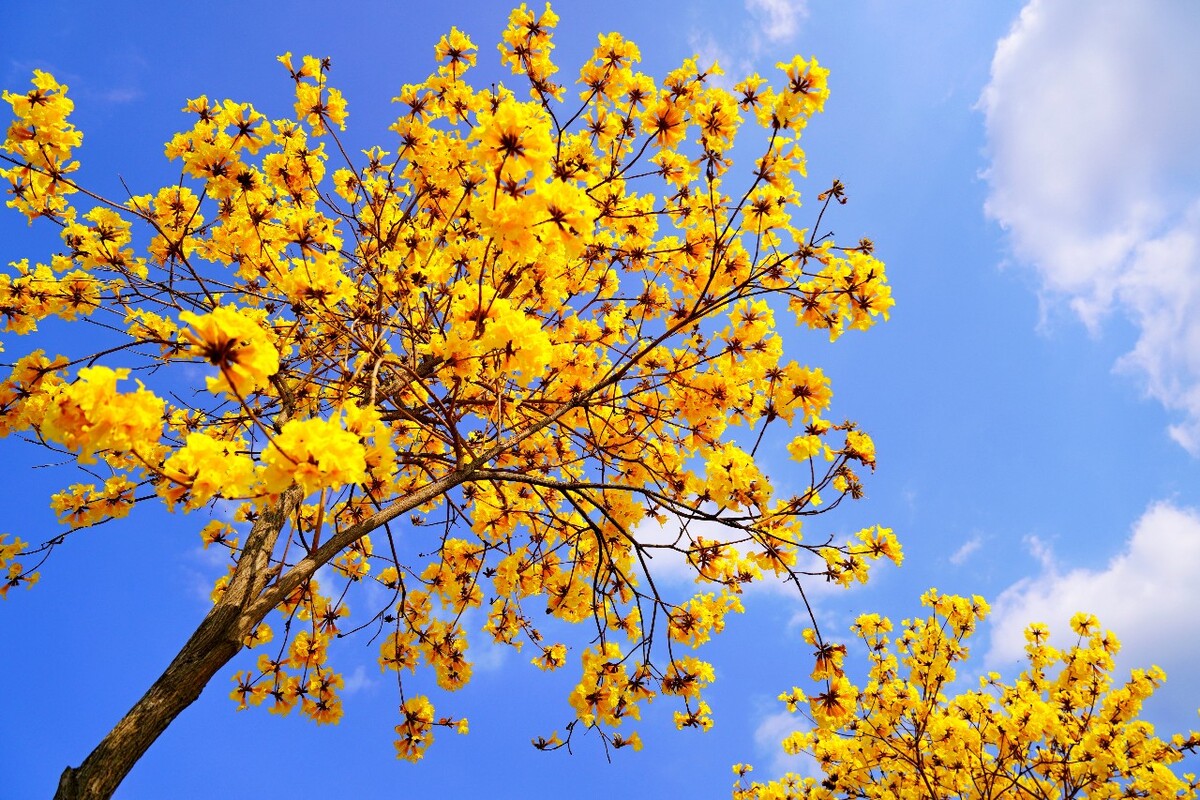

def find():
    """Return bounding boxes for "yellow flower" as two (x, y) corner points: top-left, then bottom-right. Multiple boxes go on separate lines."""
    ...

(40, 366), (164, 463)
(287, 629), (327, 669)
(179, 306), (279, 398)
(0, 534), (37, 598)
(434, 28), (478, 72)
(159, 432), (258, 509)
(704, 443), (769, 509)
(1, 70), (82, 220)
(642, 97), (687, 149)
(808, 676), (855, 726)
(241, 623), (272, 648)
(229, 671), (268, 710)
(472, 99), (553, 182)
(668, 591), (743, 648)
(612, 731), (643, 751)
(533, 643), (568, 671)
(773, 55), (830, 126)
(394, 696), (436, 762)
(786, 433), (822, 462)
(673, 701), (714, 731)
(260, 416), (368, 495)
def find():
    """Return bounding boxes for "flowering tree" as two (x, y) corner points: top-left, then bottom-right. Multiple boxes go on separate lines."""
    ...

(736, 594), (1200, 799)
(0, 4), (897, 799)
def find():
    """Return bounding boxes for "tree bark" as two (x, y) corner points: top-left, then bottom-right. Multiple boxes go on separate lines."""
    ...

(50, 465), (472, 799)
(54, 488), (301, 800)
(54, 603), (248, 800)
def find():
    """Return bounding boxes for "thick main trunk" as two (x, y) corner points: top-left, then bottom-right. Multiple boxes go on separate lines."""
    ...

(54, 603), (246, 800)
(51, 466), (466, 799)
(54, 488), (301, 800)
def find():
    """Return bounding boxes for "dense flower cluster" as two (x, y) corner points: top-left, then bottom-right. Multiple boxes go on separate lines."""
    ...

(0, 1), (901, 782)
(1, 70), (81, 221)
(734, 593), (1200, 799)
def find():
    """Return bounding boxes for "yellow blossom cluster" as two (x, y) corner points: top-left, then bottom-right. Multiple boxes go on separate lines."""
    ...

(39, 366), (164, 464)
(62, 206), (146, 279)
(668, 591), (744, 649)
(0, 350), (68, 437)
(0, 257), (108, 334)
(260, 414), (367, 495)
(392, 695), (468, 762)
(567, 642), (655, 729)
(228, 576), (356, 727)
(178, 306), (280, 399)
(158, 432), (257, 510)
(0, 70), (81, 221)
(50, 477), (136, 528)
(1, 1), (898, 771)
(734, 591), (1200, 800)
(281, 53), (348, 137)
(0, 533), (38, 597)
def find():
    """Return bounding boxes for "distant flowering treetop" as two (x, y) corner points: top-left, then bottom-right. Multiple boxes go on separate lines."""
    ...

(0, 4), (897, 799)
(735, 595), (1200, 799)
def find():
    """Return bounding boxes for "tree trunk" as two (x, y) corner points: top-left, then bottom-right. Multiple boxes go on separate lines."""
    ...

(50, 466), (466, 798)
(54, 488), (301, 800)
(54, 603), (247, 800)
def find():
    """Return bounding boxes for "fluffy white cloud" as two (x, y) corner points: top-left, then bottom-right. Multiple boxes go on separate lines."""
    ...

(948, 534), (983, 566)
(981, 0), (1200, 451)
(745, 0), (808, 44)
(691, 0), (807, 81)
(752, 710), (818, 778)
(688, 31), (740, 89)
(341, 664), (376, 695)
(985, 502), (1200, 688)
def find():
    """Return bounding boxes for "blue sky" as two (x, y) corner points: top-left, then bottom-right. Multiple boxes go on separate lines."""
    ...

(4, 1), (1199, 796)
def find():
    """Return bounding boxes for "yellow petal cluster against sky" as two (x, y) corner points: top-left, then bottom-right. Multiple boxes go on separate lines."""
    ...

(2, 1), (1198, 797)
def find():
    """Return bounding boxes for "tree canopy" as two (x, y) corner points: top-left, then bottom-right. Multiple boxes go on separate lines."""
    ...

(1, 4), (896, 798)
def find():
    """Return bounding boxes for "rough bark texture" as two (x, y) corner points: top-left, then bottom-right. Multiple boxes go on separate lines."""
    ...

(51, 467), (471, 800)
(53, 488), (301, 800)
(54, 605), (247, 800)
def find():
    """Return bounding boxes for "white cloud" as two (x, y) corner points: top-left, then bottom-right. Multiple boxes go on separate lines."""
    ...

(745, 0), (808, 45)
(1023, 533), (1055, 573)
(450, 607), (511, 673)
(981, 0), (1200, 452)
(342, 664), (376, 695)
(183, 566), (220, 606)
(181, 538), (236, 606)
(753, 710), (819, 778)
(985, 502), (1200, 687)
(99, 86), (143, 104)
(687, 30), (744, 90)
(948, 534), (983, 566)
(314, 564), (338, 593)
(467, 632), (511, 673)
(631, 515), (705, 586)
(690, 0), (807, 79)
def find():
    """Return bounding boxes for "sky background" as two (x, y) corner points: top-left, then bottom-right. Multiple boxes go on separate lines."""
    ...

(3, 1), (1199, 796)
